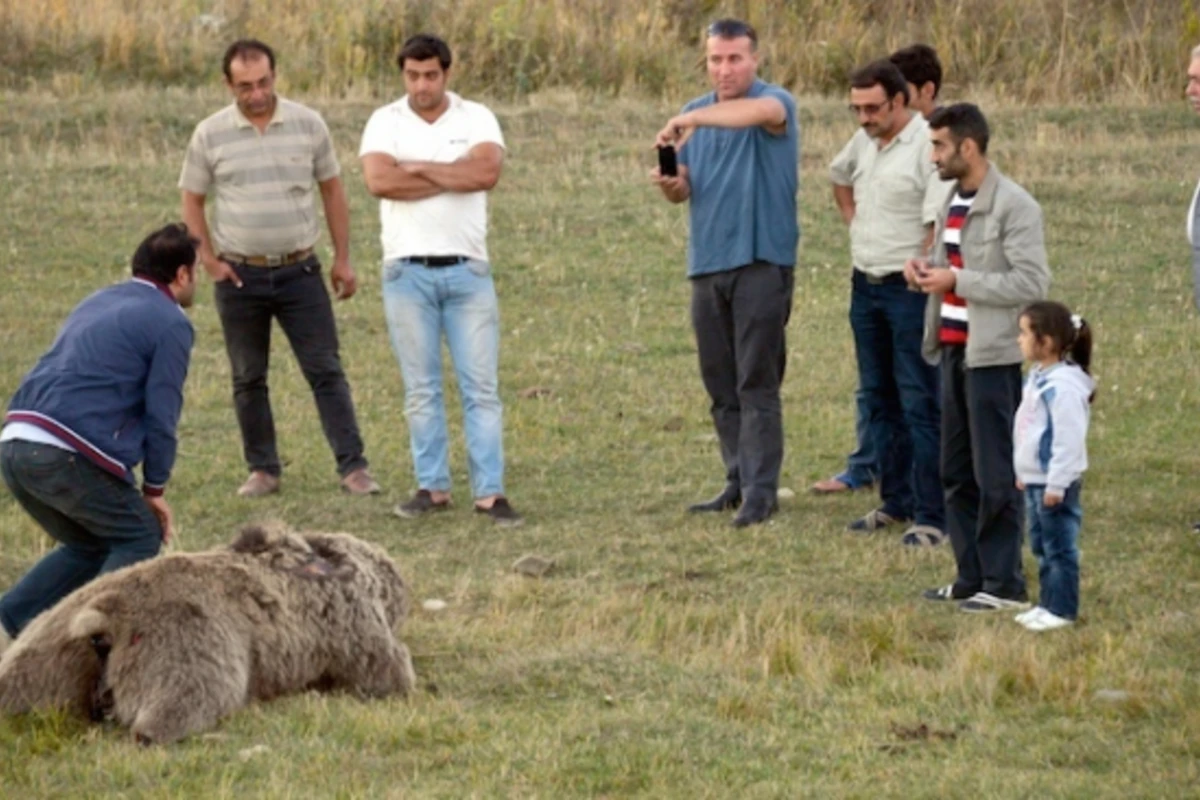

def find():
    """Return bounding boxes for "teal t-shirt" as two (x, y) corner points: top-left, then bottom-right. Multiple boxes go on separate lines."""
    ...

(677, 79), (800, 277)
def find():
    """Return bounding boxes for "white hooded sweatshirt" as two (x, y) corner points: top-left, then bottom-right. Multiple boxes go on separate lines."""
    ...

(1013, 361), (1095, 494)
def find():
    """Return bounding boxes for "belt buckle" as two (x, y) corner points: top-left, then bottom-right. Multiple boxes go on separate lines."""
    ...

(265, 254), (283, 267)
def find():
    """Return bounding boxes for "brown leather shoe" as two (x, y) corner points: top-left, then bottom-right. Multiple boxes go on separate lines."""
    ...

(340, 468), (381, 496)
(237, 471), (280, 498)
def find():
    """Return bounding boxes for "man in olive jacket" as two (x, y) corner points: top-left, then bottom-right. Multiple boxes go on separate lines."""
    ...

(904, 103), (1051, 613)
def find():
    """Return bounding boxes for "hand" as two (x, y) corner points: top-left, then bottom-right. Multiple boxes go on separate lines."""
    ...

(205, 256), (243, 288)
(1043, 492), (1063, 507)
(655, 113), (696, 150)
(1015, 479), (1025, 491)
(915, 265), (956, 294)
(330, 259), (357, 300)
(650, 167), (689, 203)
(903, 258), (929, 289)
(143, 495), (174, 543)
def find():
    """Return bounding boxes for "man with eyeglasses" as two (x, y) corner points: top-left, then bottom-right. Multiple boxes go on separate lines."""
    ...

(180, 39), (379, 499)
(813, 44), (947, 499)
(651, 18), (799, 528)
(829, 60), (950, 547)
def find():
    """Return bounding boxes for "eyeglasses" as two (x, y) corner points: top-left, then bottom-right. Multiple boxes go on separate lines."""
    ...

(848, 99), (893, 116)
(706, 19), (757, 44)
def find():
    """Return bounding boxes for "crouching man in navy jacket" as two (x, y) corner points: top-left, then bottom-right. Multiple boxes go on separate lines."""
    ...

(0, 223), (197, 641)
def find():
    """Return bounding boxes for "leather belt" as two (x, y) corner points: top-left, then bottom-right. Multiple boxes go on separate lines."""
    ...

(403, 255), (469, 267)
(854, 268), (907, 286)
(221, 248), (314, 268)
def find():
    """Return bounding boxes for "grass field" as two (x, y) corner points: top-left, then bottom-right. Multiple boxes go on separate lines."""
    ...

(1, 85), (1200, 796)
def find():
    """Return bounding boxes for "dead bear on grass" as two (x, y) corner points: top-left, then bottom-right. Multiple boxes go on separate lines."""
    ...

(0, 523), (415, 744)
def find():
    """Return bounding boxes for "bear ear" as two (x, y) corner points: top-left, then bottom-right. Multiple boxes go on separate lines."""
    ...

(69, 593), (123, 641)
(230, 525), (271, 554)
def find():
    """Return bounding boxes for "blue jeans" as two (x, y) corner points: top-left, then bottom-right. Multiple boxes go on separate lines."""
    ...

(382, 258), (505, 499)
(849, 272), (943, 527)
(0, 440), (162, 637)
(840, 389), (877, 486)
(1024, 483), (1082, 619)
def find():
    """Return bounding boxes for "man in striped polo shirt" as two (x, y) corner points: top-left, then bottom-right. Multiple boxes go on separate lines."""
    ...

(180, 39), (379, 499)
(907, 103), (1051, 613)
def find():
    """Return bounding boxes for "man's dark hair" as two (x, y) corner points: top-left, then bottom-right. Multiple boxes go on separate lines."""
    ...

(889, 44), (942, 98)
(397, 34), (452, 71)
(222, 39), (276, 81)
(131, 223), (198, 284)
(928, 102), (990, 155)
(850, 59), (910, 104)
(706, 18), (758, 50)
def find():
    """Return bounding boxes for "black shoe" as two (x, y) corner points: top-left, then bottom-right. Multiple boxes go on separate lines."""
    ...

(688, 486), (741, 513)
(475, 497), (524, 527)
(731, 498), (778, 528)
(393, 489), (450, 519)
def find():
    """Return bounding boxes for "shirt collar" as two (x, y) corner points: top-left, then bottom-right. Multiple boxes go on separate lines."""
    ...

(132, 277), (178, 304)
(232, 97), (289, 129)
(875, 112), (925, 150)
(397, 91), (463, 123)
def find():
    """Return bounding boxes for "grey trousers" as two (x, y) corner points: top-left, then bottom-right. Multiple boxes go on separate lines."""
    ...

(690, 262), (794, 505)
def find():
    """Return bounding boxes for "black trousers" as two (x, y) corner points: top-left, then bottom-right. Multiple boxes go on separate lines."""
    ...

(941, 345), (1026, 600)
(690, 262), (794, 504)
(213, 257), (367, 478)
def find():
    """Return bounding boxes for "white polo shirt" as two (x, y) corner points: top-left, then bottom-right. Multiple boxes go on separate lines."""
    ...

(359, 92), (504, 263)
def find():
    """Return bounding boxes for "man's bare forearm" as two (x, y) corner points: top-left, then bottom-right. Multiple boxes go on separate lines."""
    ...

(832, 184), (856, 225)
(408, 157), (501, 193)
(318, 177), (351, 261)
(362, 155), (443, 201)
(683, 97), (787, 131)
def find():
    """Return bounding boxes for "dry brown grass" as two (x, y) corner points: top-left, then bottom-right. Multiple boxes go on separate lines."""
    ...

(1, 0), (1197, 102)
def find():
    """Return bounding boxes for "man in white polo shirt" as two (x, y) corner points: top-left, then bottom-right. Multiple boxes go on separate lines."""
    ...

(360, 34), (521, 526)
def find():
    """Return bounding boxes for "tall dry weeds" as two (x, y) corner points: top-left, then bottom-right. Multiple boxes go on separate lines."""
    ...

(1, 0), (1196, 102)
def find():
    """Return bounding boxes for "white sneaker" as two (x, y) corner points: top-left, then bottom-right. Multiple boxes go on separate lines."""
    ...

(1022, 609), (1074, 632)
(1014, 606), (1042, 625)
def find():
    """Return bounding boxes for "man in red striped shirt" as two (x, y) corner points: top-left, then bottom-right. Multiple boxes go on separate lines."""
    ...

(905, 104), (1051, 614)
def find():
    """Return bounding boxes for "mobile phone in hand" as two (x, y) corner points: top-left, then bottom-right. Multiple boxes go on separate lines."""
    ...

(657, 145), (677, 177)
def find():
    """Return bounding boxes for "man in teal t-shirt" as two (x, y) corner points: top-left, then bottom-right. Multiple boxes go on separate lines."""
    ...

(652, 18), (799, 527)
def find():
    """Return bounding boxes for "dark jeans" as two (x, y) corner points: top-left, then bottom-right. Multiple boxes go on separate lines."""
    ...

(1025, 482), (1082, 619)
(849, 271), (943, 527)
(690, 262), (794, 505)
(214, 257), (367, 478)
(941, 345), (1026, 600)
(0, 440), (161, 637)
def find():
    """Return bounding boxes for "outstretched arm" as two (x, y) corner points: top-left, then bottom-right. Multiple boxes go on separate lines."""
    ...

(655, 97), (788, 148)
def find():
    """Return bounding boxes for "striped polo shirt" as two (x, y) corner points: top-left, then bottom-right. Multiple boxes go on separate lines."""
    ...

(939, 189), (976, 344)
(179, 97), (340, 257)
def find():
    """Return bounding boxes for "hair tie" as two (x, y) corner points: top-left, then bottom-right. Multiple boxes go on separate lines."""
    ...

(1070, 313), (1083, 331)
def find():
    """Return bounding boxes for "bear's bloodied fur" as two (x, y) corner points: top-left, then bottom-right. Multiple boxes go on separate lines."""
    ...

(0, 524), (415, 744)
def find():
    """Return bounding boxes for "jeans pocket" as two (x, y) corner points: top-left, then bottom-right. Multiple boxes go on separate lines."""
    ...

(465, 259), (492, 278)
(383, 260), (406, 284)
(301, 260), (323, 277)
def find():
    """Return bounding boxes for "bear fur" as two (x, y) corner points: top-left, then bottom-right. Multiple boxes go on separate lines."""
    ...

(0, 523), (415, 744)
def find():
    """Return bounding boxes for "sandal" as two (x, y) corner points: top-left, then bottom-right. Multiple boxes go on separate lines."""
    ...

(901, 524), (944, 547)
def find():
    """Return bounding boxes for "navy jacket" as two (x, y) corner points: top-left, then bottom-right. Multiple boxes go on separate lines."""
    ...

(5, 279), (194, 495)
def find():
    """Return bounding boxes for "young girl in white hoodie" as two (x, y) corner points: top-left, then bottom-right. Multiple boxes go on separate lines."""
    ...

(1013, 301), (1095, 632)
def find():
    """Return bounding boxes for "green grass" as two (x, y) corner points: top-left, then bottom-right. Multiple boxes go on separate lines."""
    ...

(2, 86), (1200, 796)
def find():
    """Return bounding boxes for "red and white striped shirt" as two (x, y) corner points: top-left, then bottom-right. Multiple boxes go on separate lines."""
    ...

(939, 189), (976, 344)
